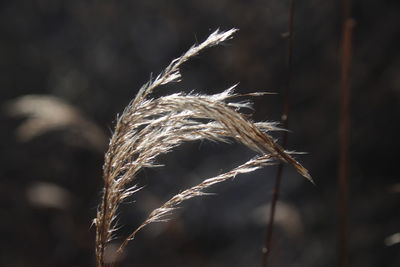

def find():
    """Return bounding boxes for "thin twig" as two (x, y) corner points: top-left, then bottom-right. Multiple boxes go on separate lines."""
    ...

(261, 0), (295, 266)
(338, 4), (354, 266)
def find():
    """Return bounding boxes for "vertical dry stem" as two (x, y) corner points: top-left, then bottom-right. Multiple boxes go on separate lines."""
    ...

(261, 1), (295, 266)
(338, 16), (354, 267)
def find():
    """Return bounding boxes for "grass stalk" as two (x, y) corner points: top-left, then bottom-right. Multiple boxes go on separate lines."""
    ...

(338, 7), (354, 267)
(261, 0), (295, 266)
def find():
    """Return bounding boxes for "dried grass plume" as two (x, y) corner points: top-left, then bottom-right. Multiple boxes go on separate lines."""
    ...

(94, 28), (311, 266)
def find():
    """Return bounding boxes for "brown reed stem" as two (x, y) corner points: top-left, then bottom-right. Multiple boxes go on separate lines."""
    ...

(261, 0), (295, 266)
(338, 11), (354, 267)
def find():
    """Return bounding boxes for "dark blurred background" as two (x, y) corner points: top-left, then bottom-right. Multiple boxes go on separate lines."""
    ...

(1, 0), (399, 266)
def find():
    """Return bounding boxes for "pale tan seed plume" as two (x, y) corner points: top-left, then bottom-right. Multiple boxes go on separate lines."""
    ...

(116, 154), (275, 255)
(94, 29), (311, 267)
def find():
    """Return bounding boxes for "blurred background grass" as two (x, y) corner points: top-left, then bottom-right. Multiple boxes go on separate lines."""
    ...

(0, 0), (399, 266)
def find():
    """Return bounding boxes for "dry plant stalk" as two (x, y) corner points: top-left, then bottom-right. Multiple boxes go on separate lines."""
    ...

(94, 29), (311, 266)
